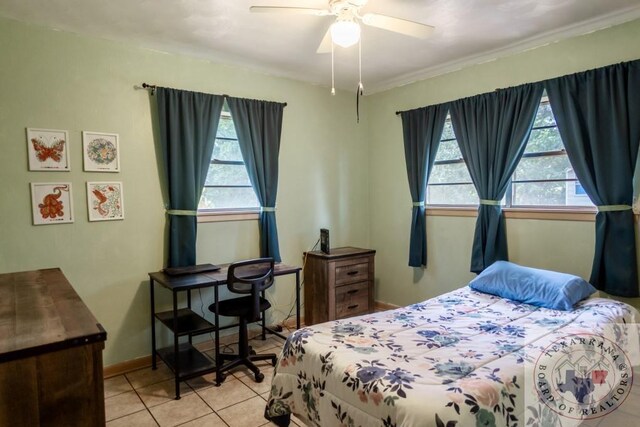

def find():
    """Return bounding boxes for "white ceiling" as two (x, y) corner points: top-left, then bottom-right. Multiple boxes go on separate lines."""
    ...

(1, 0), (640, 93)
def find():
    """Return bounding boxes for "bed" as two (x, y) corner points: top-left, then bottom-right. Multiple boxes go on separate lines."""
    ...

(264, 286), (639, 427)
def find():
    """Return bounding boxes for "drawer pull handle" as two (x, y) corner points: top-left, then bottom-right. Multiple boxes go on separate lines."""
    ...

(347, 304), (359, 310)
(347, 271), (358, 276)
(347, 289), (358, 295)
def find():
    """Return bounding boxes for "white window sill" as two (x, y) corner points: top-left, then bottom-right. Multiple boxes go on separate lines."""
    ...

(425, 205), (598, 222)
(197, 209), (260, 223)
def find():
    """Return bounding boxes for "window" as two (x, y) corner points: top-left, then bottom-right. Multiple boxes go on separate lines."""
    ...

(428, 117), (477, 205)
(508, 98), (593, 207)
(198, 107), (259, 211)
(428, 97), (594, 209)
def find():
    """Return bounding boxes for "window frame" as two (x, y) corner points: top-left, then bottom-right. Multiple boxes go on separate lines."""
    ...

(198, 110), (260, 222)
(427, 130), (476, 206)
(427, 98), (597, 216)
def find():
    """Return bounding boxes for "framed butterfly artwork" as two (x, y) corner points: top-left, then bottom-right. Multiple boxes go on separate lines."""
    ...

(83, 131), (120, 172)
(27, 128), (70, 171)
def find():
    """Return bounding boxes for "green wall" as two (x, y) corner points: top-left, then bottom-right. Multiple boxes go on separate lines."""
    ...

(366, 18), (640, 309)
(2, 16), (639, 367)
(0, 17), (368, 365)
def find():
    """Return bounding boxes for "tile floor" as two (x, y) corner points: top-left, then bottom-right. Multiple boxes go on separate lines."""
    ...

(104, 323), (640, 427)
(104, 333), (303, 427)
(106, 347), (640, 427)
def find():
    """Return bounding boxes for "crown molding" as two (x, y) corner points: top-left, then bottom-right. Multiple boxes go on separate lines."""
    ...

(366, 5), (640, 95)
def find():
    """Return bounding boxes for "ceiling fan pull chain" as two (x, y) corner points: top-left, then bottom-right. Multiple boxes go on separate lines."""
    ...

(331, 41), (336, 96)
(356, 37), (363, 123)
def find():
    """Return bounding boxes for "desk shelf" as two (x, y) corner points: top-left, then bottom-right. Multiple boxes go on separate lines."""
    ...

(157, 343), (216, 380)
(155, 308), (216, 337)
(149, 264), (301, 399)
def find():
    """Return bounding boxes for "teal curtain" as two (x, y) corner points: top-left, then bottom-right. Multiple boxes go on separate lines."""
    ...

(400, 104), (449, 267)
(156, 88), (224, 267)
(545, 60), (640, 297)
(450, 83), (543, 273)
(227, 97), (286, 262)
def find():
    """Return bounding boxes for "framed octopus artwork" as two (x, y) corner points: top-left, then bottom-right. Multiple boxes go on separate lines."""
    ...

(86, 182), (124, 221)
(30, 183), (74, 225)
(82, 131), (120, 172)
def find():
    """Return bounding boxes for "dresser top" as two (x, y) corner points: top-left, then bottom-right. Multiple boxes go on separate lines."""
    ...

(305, 246), (376, 260)
(0, 268), (106, 363)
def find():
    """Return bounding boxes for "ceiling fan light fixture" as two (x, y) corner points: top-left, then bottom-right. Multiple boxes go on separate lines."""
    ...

(330, 20), (360, 48)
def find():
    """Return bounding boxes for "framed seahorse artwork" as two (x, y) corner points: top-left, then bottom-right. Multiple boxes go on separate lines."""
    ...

(30, 183), (74, 225)
(82, 131), (120, 172)
(26, 128), (70, 171)
(86, 182), (124, 221)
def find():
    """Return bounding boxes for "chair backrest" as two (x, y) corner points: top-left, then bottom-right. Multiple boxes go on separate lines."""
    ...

(226, 258), (275, 321)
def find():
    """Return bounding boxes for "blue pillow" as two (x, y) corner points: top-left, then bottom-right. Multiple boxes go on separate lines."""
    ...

(469, 261), (596, 311)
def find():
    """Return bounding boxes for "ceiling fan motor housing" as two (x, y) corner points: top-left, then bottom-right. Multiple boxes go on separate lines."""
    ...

(329, 0), (368, 15)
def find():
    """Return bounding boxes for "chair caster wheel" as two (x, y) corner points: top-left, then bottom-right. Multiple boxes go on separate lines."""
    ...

(249, 348), (257, 356)
(255, 372), (264, 383)
(271, 357), (277, 367)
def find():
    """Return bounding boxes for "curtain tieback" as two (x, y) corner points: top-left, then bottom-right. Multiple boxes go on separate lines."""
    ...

(479, 199), (501, 206)
(166, 209), (198, 216)
(597, 204), (632, 212)
(261, 206), (276, 212)
(412, 201), (425, 207)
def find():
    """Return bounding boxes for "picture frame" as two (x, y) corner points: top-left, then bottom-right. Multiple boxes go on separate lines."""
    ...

(82, 131), (120, 172)
(26, 128), (70, 171)
(86, 181), (125, 221)
(30, 183), (74, 225)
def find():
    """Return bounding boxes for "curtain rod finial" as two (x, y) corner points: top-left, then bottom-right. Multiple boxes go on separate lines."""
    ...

(141, 82), (157, 95)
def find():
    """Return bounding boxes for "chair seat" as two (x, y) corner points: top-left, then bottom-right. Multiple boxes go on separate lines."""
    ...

(209, 296), (271, 318)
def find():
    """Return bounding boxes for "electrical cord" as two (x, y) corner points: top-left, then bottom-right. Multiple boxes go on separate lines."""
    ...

(279, 237), (320, 327)
(198, 288), (237, 354)
(199, 285), (279, 355)
(195, 237), (320, 354)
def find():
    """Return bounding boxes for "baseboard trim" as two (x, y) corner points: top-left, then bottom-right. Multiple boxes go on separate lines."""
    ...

(104, 302), (397, 378)
(375, 301), (401, 311)
(104, 355), (153, 379)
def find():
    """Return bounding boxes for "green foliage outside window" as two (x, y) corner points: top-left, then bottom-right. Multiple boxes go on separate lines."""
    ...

(428, 99), (594, 207)
(199, 110), (259, 210)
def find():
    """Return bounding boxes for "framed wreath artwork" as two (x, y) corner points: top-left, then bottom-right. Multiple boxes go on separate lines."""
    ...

(27, 128), (70, 171)
(30, 183), (74, 225)
(83, 131), (120, 172)
(87, 182), (124, 221)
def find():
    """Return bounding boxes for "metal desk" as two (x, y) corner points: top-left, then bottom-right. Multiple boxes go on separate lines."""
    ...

(148, 263), (301, 399)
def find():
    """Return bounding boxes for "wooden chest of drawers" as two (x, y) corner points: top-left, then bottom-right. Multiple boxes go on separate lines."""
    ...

(303, 247), (376, 325)
(0, 268), (107, 426)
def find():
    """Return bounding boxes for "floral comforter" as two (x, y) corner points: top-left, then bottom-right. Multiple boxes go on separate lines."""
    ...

(265, 287), (638, 427)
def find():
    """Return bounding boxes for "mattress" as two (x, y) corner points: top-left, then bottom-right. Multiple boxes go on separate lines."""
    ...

(265, 287), (639, 426)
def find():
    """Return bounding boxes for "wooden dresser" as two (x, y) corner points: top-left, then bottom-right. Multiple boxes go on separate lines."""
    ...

(0, 268), (107, 426)
(303, 247), (376, 325)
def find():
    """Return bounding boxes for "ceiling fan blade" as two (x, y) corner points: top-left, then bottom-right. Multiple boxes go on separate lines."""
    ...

(316, 28), (332, 54)
(361, 13), (434, 39)
(250, 6), (330, 16)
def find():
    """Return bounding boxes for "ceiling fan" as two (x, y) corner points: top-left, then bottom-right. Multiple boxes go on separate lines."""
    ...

(250, 0), (435, 53)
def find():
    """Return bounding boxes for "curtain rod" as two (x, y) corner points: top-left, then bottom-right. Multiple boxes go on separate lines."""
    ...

(395, 58), (640, 117)
(395, 84), (525, 116)
(139, 83), (287, 106)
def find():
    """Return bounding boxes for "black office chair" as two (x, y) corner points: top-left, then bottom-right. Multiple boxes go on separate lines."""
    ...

(209, 258), (278, 383)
